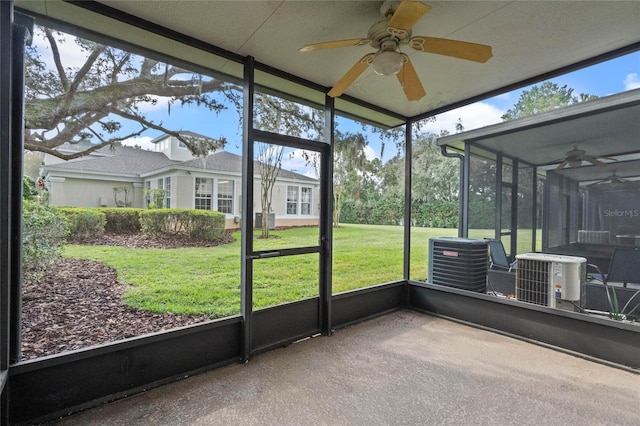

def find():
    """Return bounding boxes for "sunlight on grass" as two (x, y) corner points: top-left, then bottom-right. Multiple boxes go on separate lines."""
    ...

(63, 224), (460, 317)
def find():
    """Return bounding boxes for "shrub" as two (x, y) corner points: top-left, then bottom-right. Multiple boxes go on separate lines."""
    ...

(144, 188), (166, 209)
(23, 176), (38, 201)
(181, 210), (226, 240)
(140, 209), (226, 241)
(22, 200), (69, 272)
(56, 207), (106, 240)
(101, 208), (142, 233)
(339, 198), (458, 228)
(413, 200), (459, 228)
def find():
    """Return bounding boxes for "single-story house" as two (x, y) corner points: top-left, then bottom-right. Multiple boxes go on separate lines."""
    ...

(40, 133), (320, 229)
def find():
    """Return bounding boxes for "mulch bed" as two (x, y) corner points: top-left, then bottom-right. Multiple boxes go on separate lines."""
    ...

(20, 232), (233, 361)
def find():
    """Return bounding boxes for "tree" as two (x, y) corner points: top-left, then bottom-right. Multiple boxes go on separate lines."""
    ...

(23, 151), (43, 180)
(387, 134), (460, 228)
(25, 26), (230, 160)
(250, 95), (324, 238)
(501, 81), (598, 121)
(256, 143), (284, 238)
(411, 134), (459, 204)
(333, 131), (372, 227)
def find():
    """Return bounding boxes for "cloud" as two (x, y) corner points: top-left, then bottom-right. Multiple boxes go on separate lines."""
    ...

(493, 92), (512, 101)
(274, 149), (320, 179)
(136, 96), (172, 113)
(423, 102), (505, 135)
(121, 136), (155, 150)
(623, 73), (640, 91)
(364, 145), (378, 161)
(31, 27), (92, 70)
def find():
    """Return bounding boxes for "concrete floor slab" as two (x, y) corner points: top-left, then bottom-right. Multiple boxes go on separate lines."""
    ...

(52, 310), (639, 425)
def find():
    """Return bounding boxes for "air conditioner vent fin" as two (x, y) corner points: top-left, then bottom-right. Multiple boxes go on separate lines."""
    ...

(516, 257), (550, 306)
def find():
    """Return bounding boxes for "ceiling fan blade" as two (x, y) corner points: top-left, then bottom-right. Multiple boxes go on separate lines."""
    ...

(556, 159), (570, 170)
(410, 36), (493, 63)
(396, 56), (426, 101)
(328, 54), (374, 98)
(388, 1), (431, 34)
(582, 155), (605, 166)
(299, 38), (370, 53)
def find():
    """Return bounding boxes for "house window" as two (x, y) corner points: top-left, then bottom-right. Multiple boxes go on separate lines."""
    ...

(194, 177), (213, 210)
(145, 181), (151, 206)
(287, 186), (313, 215)
(287, 186), (299, 214)
(157, 178), (171, 208)
(217, 180), (234, 214)
(164, 177), (172, 208)
(301, 187), (312, 215)
(178, 141), (187, 149)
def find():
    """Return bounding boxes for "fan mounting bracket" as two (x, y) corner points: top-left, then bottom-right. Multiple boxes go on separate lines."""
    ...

(367, 20), (411, 49)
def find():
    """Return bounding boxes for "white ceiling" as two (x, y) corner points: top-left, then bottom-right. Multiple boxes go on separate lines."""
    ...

(16, 1), (640, 122)
(94, 0), (640, 119)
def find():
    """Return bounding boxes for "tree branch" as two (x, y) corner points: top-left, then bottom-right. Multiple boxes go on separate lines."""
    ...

(81, 120), (147, 146)
(103, 106), (224, 155)
(63, 45), (107, 114)
(45, 28), (69, 92)
(26, 77), (235, 130)
(32, 111), (109, 149)
(110, 51), (131, 84)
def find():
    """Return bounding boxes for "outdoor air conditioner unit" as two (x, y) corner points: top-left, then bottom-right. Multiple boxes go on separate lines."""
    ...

(515, 253), (586, 311)
(428, 237), (489, 293)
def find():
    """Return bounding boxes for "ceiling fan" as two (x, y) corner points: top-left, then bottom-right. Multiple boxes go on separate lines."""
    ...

(555, 146), (616, 170)
(299, 0), (493, 101)
(587, 172), (629, 187)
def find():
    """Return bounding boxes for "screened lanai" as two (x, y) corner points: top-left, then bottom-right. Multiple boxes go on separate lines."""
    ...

(1, 1), (640, 424)
(438, 89), (640, 261)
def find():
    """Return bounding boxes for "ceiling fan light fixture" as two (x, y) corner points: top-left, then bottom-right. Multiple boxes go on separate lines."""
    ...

(372, 49), (404, 75)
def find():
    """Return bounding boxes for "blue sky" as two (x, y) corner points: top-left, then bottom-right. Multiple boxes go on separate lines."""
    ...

(421, 51), (640, 136)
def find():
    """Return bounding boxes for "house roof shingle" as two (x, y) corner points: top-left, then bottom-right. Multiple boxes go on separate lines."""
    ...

(44, 145), (317, 182)
(44, 145), (179, 175)
(181, 151), (317, 182)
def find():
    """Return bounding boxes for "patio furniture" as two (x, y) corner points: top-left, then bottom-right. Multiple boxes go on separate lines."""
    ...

(578, 230), (610, 244)
(606, 247), (640, 288)
(487, 239), (517, 272)
(588, 246), (640, 288)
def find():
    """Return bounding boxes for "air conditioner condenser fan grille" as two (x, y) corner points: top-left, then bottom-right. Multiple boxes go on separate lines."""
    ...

(516, 258), (550, 306)
(515, 253), (586, 309)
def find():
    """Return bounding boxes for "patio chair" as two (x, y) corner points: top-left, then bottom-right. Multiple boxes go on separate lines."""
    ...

(588, 247), (640, 288)
(487, 239), (517, 272)
(606, 247), (640, 288)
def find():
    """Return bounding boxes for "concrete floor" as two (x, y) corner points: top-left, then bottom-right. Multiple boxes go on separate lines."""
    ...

(53, 310), (639, 425)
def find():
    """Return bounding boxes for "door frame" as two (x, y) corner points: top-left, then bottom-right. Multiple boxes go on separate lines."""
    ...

(240, 60), (333, 360)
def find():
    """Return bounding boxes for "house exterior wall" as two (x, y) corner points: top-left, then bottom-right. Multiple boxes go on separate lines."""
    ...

(251, 180), (320, 228)
(252, 182), (318, 216)
(152, 136), (197, 162)
(274, 217), (320, 228)
(47, 177), (144, 208)
(47, 177), (66, 206)
(226, 218), (241, 230)
(173, 174), (193, 209)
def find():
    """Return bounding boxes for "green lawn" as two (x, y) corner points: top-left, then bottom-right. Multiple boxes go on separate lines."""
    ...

(63, 224), (459, 317)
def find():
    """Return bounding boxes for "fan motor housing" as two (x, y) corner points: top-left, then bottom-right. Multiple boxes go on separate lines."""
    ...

(368, 20), (411, 49)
